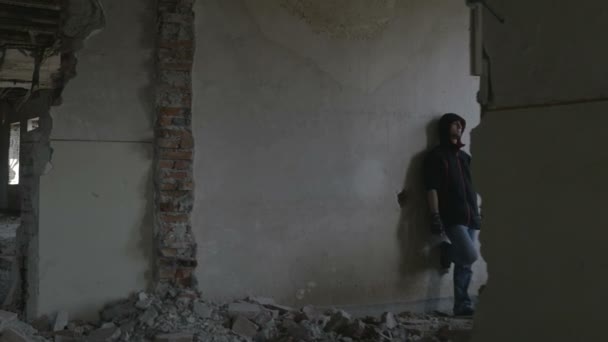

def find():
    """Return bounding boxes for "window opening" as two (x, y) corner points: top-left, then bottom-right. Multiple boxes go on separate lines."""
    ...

(8, 122), (20, 185)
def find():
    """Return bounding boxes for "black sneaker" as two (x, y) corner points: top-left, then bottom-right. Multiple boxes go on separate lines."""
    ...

(454, 307), (475, 317)
(439, 241), (451, 271)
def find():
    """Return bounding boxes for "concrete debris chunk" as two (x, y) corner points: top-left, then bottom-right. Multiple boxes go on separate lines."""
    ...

(53, 311), (68, 332)
(247, 296), (276, 306)
(154, 332), (194, 342)
(231, 315), (258, 338)
(344, 319), (366, 339)
(192, 301), (213, 319)
(227, 302), (261, 319)
(281, 319), (313, 341)
(53, 330), (79, 342)
(0, 310), (18, 330)
(264, 303), (295, 313)
(135, 292), (153, 309)
(100, 300), (138, 322)
(300, 305), (320, 321)
(86, 325), (121, 342)
(0, 327), (30, 342)
(252, 309), (274, 326)
(381, 312), (398, 330)
(138, 307), (159, 326)
(323, 309), (352, 333)
(100, 322), (116, 329)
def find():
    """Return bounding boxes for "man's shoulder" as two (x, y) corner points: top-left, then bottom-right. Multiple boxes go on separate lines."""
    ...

(428, 145), (442, 153)
(458, 150), (472, 161)
(427, 145), (446, 157)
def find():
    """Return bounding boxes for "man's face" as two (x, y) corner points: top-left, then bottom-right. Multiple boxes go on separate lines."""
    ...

(450, 121), (463, 141)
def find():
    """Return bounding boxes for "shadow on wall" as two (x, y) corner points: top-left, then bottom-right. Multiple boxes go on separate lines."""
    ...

(130, 146), (155, 290)
(396, 118), (444, 309)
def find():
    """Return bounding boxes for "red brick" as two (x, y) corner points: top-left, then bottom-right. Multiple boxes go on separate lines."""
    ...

(159, 149), (192, 160)
(160, 248), (178, 257)
(158, 265), (177, 280)
(175, 267), (194, 287)
(158, 0), (194, 13)
(157, 138), (180, 148)
(160, 213), (189, 223)
(180, 134), (194, 148)
(157, 61), (193, 71)
(159, 160), (174, 168)
(158, 41), (194, 49)
(160, 183), (178, 191)
(162, 170), (189, 179)
(157, 128), (191, 139)
(158, 116), (174, 127)
(178, 182), (194, 190)
(159, 239), (192, 249)
(160, 190), (189, 199)
(157, 48), (194, 63)
(159, 107), (188, 116)
(160, 12), (194, 23)
(157, 87), (192, 108)
(174, 160), (191, 170)
(159, 202), (175, 212)
(176, 257), (197, 267)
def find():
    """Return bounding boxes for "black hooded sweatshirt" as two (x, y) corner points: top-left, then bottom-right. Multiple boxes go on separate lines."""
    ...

(424, 113), (480, 230)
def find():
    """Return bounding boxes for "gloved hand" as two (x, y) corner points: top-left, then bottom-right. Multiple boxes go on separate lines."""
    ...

(472, 214), (483, 229)
(430, 213), (444, 234)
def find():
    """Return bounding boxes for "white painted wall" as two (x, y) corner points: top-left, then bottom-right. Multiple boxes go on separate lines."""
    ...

(472, 1), (608, 340)
(192, 0), (485, 309)
(38, 0), (155, 320)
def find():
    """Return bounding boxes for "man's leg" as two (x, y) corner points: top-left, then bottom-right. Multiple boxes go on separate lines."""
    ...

(446, 225), (479, 315)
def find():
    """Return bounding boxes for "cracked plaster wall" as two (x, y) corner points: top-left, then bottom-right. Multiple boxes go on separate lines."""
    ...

(192, 0), (485, 309)
(471, 1), (608, 341)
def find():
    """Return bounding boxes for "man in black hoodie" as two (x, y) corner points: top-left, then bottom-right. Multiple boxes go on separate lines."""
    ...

(424, 113), (481, 316)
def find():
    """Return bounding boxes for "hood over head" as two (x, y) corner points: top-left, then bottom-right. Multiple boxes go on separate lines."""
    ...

(438, 113), (466, 148)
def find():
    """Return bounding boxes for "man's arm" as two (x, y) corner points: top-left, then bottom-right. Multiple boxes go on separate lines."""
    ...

(424, 153), (444, 234)
(427, 189), (440, 214)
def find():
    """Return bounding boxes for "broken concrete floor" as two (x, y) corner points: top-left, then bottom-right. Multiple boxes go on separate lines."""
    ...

(1, 286), (473, 341)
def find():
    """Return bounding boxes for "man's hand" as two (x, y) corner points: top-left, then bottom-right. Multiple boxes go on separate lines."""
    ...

(430, 213), (444, 234)
(397, 189), (407, 208)
(473, 214), (483, 229)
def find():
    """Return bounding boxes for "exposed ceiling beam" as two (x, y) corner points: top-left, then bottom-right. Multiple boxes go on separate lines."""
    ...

(0, 0), (60, 11)
(0, 18), (58, 35)
(0, 7), (61, 25)
(0, 30), (55, 47)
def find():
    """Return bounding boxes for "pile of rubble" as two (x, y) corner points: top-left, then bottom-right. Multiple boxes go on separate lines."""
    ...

(1, 286), (473, 342)
(0, 310), (48, 342)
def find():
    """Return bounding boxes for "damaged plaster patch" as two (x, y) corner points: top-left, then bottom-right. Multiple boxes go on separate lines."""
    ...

(279, 0), (396, 40)
(63, 0), (106, 48)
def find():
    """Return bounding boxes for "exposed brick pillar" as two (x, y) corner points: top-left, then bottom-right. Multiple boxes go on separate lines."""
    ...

(154, 0), (197, 287)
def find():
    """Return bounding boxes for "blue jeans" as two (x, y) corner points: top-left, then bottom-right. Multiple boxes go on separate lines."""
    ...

(445, 225), (479, 313)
